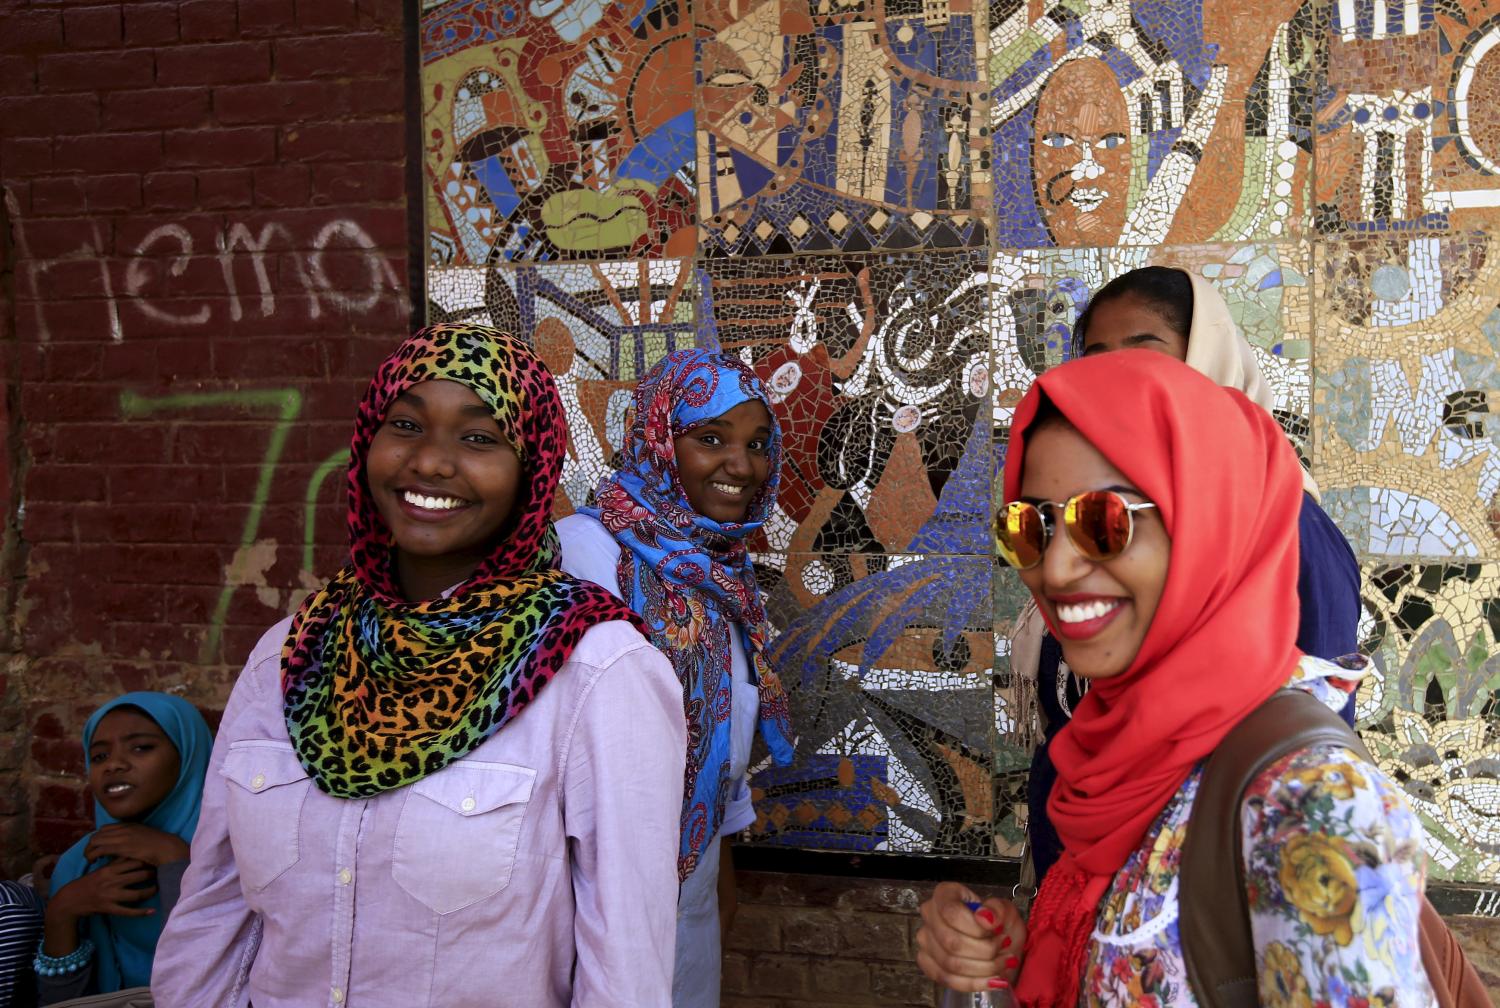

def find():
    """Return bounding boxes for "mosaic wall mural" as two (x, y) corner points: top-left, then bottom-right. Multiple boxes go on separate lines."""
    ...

(422, 0), (1500, 885)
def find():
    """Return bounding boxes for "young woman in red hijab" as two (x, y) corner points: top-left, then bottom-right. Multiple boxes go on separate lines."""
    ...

(915, 351), (1433, 1007)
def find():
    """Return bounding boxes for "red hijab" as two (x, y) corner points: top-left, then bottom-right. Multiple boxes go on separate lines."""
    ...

(1006, 351), (1305, 1008)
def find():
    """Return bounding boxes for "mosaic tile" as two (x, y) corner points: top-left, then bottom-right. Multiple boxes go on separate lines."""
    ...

(417, 0), (1500, 881)
(1427, 0), (1500, 229)
(1313, 233), (1500, 559)
(696, 1), (990, 254)
(748, 552), (997, 855)
(990, 244), (1313, 451)
(702, 250), (995, 565)
(427, 260), (698, 509)
(421, 1), (697, 263)
(988, 0), (1319, 248)
(1356, 560), (1500, 881)
(1312, 0), (1500, 239)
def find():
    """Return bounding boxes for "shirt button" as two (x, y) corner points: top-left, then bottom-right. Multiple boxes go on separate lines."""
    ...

(336, 867), (352, 886)
(250, 773), (266, 790)
(460, 796), (476, 812)
(331, 988), (344, 1004)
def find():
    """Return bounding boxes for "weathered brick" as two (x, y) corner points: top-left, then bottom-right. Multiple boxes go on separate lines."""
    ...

(837, 912), (912, 961)
(179, 0), (239, 41)
(102, 87), (211, 130)
(3, 138), (53, 176)
(0, 93), (100, 136)
(27, 464), (109, 503)
(123, 3), (179, 45)
(273, 31), (399, 78)
(30, 735), (86, 777)
(84, 173), (143, 212)
(722, 951), (753, 996)
(748, 955), (812, 999)
(38, 49), (155, 91)
(155, 40), (270, 85)
(356, 0), (404, 29)
(252, 163), (311, 206)
(163, 125), (276, 167)
(213, 79), (351, 124)
(8, 0), (409, 872)
(54, 131), (163, 173)
(868, 962), (932, 1004)
(0, 11), (64, 56)
(781, 908), (840, 954)
(110, 465), (223, 504)
(35, 783), (91, 822)
(311, 160), (403, 203)
(34, 817), (92, 856)
(727, 904), (784, 952)
(280, 118), (402, 162)
(810, 959), (873, 1000)
(62, 6), (124, 48)
(198, 167), (255, 208)
(29, 177), (88, 216)
(141, 171), (198, 209)
(238, 0), (296, 36)
(297, 0), (358, 29)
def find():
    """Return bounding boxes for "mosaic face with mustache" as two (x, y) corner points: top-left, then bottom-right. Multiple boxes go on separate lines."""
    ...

(1032, 58), (1131, 246)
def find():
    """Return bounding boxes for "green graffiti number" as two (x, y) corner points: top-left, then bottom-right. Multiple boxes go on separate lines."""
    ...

(119, 388), (303, 664)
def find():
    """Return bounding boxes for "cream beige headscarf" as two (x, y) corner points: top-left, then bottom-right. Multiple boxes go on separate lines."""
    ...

(1007, 270), (1320, 730)
(1182, 271), (1320, 500)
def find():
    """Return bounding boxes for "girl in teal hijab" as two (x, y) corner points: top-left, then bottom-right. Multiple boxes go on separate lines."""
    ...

(39, 692), (212, 1000)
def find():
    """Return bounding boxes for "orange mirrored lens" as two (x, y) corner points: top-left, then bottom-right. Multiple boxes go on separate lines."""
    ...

(996, 502), (1045, 569)
(1064, 491), (1133, 561)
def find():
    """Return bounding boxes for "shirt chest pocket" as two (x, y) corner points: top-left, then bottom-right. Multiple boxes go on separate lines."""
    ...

(390, 760), (536, 915)
(221, 742), (313, 892)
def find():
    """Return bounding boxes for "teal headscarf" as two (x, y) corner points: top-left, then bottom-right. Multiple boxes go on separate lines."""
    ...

(49, 692), (212, 992)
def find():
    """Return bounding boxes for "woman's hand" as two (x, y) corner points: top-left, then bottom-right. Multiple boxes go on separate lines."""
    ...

(84, 823), (189, 866)
(49, 859), (157, 921)
(43, 859), (157, 955)
(915, 882), (1026, 993)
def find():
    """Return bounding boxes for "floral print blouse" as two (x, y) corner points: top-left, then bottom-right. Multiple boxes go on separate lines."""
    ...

(1079, 658), (1437, 1008)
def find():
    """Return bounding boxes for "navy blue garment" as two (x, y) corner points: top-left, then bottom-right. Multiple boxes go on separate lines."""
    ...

(1025, 492), (1361, 881)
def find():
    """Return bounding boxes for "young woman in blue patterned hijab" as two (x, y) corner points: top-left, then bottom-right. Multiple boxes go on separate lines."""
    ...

(560, 347), (795, 1007)
(585, 348), (795, 877)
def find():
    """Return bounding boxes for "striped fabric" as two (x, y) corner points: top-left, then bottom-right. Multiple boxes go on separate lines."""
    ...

(0, 878), (44, 1008)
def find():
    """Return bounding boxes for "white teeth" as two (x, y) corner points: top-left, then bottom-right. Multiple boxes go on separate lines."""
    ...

(1055, 599), (1121, 624)
(403, 490), (467, 511)
(711, 482), (744, 495)
(105, 783), (132, 794)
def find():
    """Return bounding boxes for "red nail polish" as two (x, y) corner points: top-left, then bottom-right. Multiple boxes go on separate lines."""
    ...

(1000, 935), (1012, 948)
(988, 978), (1011, 990)
(1005, 956), (1020, 970)
(975, 908), (997, 928)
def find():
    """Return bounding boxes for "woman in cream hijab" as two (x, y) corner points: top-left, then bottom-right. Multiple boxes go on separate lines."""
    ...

(1010, 265), (1361, 883)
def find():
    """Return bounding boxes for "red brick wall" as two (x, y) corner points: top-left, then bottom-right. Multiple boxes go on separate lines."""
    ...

(0, 0), (413, 874)
(724, 873), (937, 1008)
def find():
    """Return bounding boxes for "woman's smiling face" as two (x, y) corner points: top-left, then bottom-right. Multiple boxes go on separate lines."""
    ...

(365, 379), (523, 600)
(1016, 420), (1171, 680)
(672, 399), (772, 524)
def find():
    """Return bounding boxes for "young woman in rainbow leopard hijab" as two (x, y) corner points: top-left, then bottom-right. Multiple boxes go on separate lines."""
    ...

(557, 347), (795, 1008)
(153, 324), (687, 1008)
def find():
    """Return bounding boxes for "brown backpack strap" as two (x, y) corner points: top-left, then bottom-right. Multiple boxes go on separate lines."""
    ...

(1180, 689), (1371, 1008)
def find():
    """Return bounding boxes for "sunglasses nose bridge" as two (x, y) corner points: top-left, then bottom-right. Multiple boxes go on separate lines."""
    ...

(1038, 505), (1095, 578)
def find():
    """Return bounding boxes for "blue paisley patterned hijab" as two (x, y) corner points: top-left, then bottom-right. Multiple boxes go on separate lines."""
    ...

(584, 349), (795, 880)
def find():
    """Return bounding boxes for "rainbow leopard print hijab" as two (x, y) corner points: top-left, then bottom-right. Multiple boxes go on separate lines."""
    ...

(282, 323), (641, 798)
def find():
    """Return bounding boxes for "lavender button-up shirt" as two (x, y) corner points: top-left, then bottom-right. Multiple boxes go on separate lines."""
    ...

(152, 616), (686, 1008)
